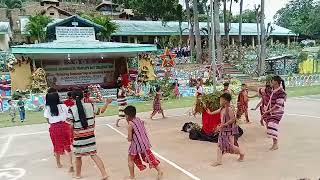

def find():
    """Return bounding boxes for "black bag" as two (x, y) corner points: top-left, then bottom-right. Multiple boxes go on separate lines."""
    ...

(189, 128), (201, 140)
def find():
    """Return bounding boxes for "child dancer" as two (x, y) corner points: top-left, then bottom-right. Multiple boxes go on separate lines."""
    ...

(8, 100), (16, 122)
(251, 81), (272, 126)
(17, 96), (26, 122)
(207, 93), (244, 166)
(125, 105), (163, 180)
(150, 86), (165, 119)
(69, 89), (112, 179)
(236, 84), (250, 123)
(116, 83), (128, 127)
(262, 76), (286, 150)
(44, 92), (74, 172)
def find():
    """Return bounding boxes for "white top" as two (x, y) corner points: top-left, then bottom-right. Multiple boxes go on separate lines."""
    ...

(44, 104), (69, 124)
(197, 86), (203, 94)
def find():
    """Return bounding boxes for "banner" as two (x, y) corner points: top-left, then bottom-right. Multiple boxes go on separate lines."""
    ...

(43, 59), (115, 89)
(55, 27), (96, 41)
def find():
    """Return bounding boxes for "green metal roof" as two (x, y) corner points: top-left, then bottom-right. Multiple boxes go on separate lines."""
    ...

(112, 20), (297, 36)
(11, 41), (157, 54)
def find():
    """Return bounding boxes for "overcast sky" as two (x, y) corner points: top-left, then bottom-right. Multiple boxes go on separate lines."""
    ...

(179, 0), (290, 23)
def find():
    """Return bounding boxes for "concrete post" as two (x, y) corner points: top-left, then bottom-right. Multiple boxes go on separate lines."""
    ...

(270, 37), (274, 46)
(231, 37), (235, 45)
(134, 36), (138, 44)
(252, 36), (255, 47)
(287, 36), (290, 47)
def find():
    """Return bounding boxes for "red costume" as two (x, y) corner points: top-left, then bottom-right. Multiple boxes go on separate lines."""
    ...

(202, 111), (221, 135)
(236, 89), (249, 120)
(64, 98), (75, 107)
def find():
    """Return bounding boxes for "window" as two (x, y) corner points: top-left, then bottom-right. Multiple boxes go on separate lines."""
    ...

(121, 36), (128, 43)
(49, 11), (55, 16)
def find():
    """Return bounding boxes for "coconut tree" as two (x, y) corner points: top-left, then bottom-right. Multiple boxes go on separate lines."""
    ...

(2, 0), (22, 30)
(259, 0), (266, 76)
(214, 0), (223, 76)
(26, 14), (52, 43)
(193, 0), (203, 63)
(238, 0), (243, 46)
(184, 0), (195, 62)
(81, 14), (118, 41)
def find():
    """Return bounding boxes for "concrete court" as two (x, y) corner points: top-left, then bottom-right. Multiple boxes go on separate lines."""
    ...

(0, 96), (320, 180)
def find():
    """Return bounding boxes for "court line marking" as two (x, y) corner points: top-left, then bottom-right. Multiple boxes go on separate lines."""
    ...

(0, 136), (13, 159)
(285, 113), (320, 119)
(105, 124), (201, 180)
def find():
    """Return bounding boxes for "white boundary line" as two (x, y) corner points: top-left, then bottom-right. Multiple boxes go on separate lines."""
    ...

(0, 136), (13, 159)
(285, 113), (320, 119)
(105, 124), (201, 180)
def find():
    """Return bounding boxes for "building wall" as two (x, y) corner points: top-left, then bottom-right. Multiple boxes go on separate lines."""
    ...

(0, 34), (10, 51)
(10, 61), (32, 91)
(0, 8), (8, 21)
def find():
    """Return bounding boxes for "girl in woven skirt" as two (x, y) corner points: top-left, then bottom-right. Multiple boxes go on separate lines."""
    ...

(150, 86), (165, 119)
(125, 105), (163, 180)
(252, 81), (272, 126)
(68, 89), (112, 179)
(262, 76), (287, 150)
(116, 83), (128, 127)
(207, 93), (245, 166)
(44, 92), (74, 172)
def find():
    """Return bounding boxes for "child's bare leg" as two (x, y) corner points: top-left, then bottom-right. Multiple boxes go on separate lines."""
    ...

(91, 155), (108, 178)
(161, 110), (165, 118)
(150, 111), (156, 119)
(155, 165), (163, 180)
(230, 136), (244, 161)
(270, 138), (279, 150)
(116, 119), (121, 127)
(75, 157), (82, 178)
(128, 155), (135, 179)
(245, 110), (250, 123)
(55, 153), (62, 168)
(66, 151), (74, 172)
(212, 146), (223, 166)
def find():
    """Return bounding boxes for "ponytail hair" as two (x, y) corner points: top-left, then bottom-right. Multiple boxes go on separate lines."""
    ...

(72, 89), (88, 129)
(272, 75), (286, 91)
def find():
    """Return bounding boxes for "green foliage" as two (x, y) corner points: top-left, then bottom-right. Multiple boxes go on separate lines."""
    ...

(25, 14), (52, 43)
(81, 13), (118, 41)
(298, 52), (308, 63)
(275, 0), (320, 38)
(2, 0), (22, 9)
(232, 9), (257, 23)
(201, 91), (222, 112)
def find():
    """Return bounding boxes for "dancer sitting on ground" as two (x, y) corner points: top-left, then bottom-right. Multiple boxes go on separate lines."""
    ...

(44, 92), (74, 172)
(68, 89), (112, 179)
(125, 105), (163, 180)
(236, 84), (250, 123)
(150, 86), (165, 119)
(207, 93), (245, 166)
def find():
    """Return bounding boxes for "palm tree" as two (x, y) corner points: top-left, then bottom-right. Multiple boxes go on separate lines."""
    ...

(2, 0), (22, 30)
(193, 0), (202, 63)
(214, 0), (223, 76)
(81, 14), (118, 41)
(184, 0), (195, 62)
(254, 4), (261, 72)
(238, 0), (243, 46)
(259, 0), (266, 76)
(175, 4), (184, 44)
(26, 14), (53, 43)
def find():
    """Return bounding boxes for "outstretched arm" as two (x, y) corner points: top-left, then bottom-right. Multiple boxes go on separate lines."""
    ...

(99, 98), (113, 114)
(252, 99), (262, 110)
(207, 108), (221, 115)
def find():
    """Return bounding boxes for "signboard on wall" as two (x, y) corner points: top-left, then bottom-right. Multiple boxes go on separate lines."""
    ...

(43, 59), (115, 89)
(55, 27), (96, 41)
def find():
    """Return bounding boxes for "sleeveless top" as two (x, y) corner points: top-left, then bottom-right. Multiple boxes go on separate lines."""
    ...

(128, 117), (152, 155)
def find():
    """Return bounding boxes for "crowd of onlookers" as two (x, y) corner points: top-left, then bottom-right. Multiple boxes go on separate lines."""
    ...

(170, 45), (191, 58)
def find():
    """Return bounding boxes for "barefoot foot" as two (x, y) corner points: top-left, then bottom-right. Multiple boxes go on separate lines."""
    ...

(238, 153), (245, 162)
(57, 164), (63, 168)
(269, 145), (279, 151)
(157, 171), (164, 180)
(211, 162), (222, 167)
(69, 166), (74, 173)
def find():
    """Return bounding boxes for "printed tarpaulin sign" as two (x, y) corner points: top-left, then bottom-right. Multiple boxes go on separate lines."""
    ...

(55, 27), (96, 41)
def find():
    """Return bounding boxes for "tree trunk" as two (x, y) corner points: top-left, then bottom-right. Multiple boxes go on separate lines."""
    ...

(260, 0), (266, 76)
(205, 4), (212, 63)
(179, 21), (183, 44)
(214, 0), (223, 77)
(255, 5), (261, 75)
(238, 1), (245, 45)
(193, 0), (202, 63)
(227, 0), (232, 46)
(223, 0), (228, 46)
(185, 0), (195, 62)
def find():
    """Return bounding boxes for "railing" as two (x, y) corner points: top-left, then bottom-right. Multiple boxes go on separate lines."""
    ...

(283, 74), (320, 87)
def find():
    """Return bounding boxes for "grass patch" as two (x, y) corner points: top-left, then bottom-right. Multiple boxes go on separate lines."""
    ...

(0, 97), (194, 128)
(1, 85), (320, 128)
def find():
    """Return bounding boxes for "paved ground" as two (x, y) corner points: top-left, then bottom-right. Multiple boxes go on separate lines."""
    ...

(0, 96), (320, 180)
